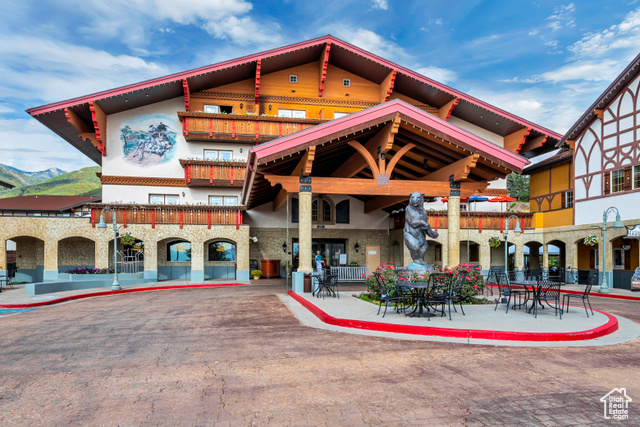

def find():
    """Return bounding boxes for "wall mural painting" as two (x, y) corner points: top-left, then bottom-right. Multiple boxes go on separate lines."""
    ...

(120, 114), (177, 167)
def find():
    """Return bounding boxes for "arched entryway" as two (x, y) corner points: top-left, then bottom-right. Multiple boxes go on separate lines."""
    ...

(158, 237), (192, 280)
(547, 240), (566, 275)
(524, 241), (543, 279)
(575, 237), (598, 284)
(423, 239), (442, 268)
(459, 240), (480, 266)
(610, 236), (639, 289)
(9, 236), (45, 282)
(204, 238), (236, 279)
(58, 237), (95, 273)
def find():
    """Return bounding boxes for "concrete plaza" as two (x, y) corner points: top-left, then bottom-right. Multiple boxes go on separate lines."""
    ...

(1, 282), (639, 425)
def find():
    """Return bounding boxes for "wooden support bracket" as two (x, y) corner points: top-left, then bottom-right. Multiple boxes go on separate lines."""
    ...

(438, 97), (460, 121)
(520, 135), (548, 154)
(255, 59), (261, 106)
(272, 146), (317, 212)
(504, 127), (531, 154)
(379, 70), (397, 103)
(318, 42), (331, 97)
(182, 78), (190, 111)
(65, 107), (102, 155)
(89, 101), (107, 156)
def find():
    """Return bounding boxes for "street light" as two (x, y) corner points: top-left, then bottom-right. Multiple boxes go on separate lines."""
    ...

(504, 215), (522, 279)
(600, 207), (625, 294)
(97, 207), (121, 291)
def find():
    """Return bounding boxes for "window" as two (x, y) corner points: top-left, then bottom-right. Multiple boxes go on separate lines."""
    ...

(150, 194), (179, 205)
(27, 212), (42, 217)
(334, 112), (349, 119)
(289, 75), (297, 83)
(565, 190), (574, 208)
(208, 241), (236, 262)
(634, 165), (640, 189)
(167, 241), (191, 262)
(312, 197), (333, 224)
(343, 79), (351, 87)
(613, 248), (625, 269)
(204, 149), (233, 161)
(335, 200), (350, 224)
(204, 105), (233, 114)
(209, 196), (237, 206)
(278, 109), (306, 119)
(611, 168), (625, 193)
(291, 197), (299, 223)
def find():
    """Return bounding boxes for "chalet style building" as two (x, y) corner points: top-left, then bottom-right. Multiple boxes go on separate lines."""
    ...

(4, 35), (637, 289)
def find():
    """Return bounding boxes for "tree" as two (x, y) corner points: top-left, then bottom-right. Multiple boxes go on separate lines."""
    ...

(507, 173), (529, 202)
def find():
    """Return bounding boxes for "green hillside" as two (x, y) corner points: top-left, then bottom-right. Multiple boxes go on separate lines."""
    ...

(0, 165), (42, 188)
(0, 166), (102, 198)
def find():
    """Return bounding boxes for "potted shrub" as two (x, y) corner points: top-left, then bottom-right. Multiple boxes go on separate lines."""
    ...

(250, 270), (262, 280)
(489, 237), (502, 248)
(584, 235), (598, 246)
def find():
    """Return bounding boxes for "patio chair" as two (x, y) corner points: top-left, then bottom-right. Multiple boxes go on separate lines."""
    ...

(426, 272), (452, 320)
(562, 274), (595, 317)
(446, 270), (468, 319)
(372, 272), (406, 318)
(503, 274), (528, 314)
(316, 274), (338, 299)
(538, 280), (563, 319)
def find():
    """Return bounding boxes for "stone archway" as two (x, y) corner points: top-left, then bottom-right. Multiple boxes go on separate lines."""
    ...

(9, 236), (45, 283)
(158, 237), (192, 281)
(204, 238), (237, 280)
(58, 237), (96, 273)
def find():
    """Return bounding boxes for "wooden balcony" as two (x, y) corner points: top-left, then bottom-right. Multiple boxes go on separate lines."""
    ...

(177, 112), (327, 143)
(89, 204), (245, 229)
(179, 159), (246, 187)
(393, 211), (534, 231)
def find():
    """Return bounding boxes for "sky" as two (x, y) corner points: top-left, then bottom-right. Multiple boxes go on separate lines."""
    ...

(1, 0), (640, 172)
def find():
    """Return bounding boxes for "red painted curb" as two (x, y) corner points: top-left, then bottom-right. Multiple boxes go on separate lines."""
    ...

(0, 283), (248, 309)
(485, 284), (640, 302)
(288, 291), (619, 342)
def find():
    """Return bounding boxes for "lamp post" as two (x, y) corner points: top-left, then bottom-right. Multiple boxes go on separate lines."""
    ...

(600, 207), (625, 293)
(504, 215), (522, 279)
(97, 207), (121, 291)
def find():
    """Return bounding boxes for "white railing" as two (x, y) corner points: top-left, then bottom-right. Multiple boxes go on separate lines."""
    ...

(118, 251), (144, 274)
(330, 266), (369, 282)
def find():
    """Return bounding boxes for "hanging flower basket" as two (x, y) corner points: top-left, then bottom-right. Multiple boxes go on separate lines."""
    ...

(584, 235), (598, 246)
(489, 237), (502, 248)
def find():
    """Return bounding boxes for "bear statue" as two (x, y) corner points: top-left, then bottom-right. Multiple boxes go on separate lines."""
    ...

(404, 193), (439, 271)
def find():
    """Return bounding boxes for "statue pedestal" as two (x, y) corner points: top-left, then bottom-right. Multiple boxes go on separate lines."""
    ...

(406, 262), (434, 275)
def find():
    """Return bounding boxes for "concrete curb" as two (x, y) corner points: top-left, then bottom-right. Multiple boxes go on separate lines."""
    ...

(288, 291), (619, 342)
(0, 283), (249, 309)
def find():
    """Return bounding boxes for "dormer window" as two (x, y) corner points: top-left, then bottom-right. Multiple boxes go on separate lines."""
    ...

(289, 75), (298, 83)
(343, 79), (351, 87)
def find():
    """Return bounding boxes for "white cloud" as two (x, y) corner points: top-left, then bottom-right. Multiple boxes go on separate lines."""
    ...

(414, 66), (458, 85)
(540, 60), (622, 83)
(323, 25), (412, 64)
(371, 0), (388, 10)
(569, 8), (640, 58)
(546, 3), (575, 31)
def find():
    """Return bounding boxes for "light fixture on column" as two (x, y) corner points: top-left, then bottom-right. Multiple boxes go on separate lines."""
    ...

(282, 242), (287, 253)
(600, 206), (625, 293)
(97, 208), (121, 291)
(240, 102), (244, 109)
(354, 242), (360, 253)
(504, 215), (522, 279)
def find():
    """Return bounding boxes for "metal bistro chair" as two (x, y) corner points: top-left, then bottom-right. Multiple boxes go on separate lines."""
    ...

(316, 273), (338, 299)
(426, 272), (452, 321)
(562, 274), (595, 318)
(372, 272), (406, 318)
(446, 270), (468, 320)
(538, 280), (563, 319)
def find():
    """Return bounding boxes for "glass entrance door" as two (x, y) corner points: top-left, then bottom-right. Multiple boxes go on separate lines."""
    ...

(292, 239), (347, 269)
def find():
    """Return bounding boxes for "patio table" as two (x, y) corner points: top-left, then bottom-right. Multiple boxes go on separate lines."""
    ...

(510, 280), (564, 317)
(395, 282), (434, 318)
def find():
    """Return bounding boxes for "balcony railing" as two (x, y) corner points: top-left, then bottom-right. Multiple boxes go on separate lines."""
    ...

(177, 112), (327, 142)
(393, 211), (533, 231)
(179, 159), (246, 187)
(89, 204), (245, 229)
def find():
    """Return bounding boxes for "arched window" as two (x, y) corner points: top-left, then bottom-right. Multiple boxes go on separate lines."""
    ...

(167, 241), (191, 262)
(312, 197), (333, 224)
(208, 241), (236, 262)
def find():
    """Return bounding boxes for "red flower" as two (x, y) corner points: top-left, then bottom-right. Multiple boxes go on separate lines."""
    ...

(361, 273), (365, 278)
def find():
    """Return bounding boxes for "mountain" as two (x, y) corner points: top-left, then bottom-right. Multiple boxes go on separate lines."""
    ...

(0, 166), (101, 198)
(0, 164), (67, 188)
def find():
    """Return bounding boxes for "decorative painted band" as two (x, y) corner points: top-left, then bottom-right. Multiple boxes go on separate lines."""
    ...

(287, 291), (619, 342)
(0, 283), (249, 309)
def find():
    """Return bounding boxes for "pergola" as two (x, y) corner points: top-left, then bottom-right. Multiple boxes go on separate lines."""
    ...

(243, 100), (529, 271)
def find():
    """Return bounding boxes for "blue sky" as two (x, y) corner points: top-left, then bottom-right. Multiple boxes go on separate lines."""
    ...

(1, 0), (640, 172)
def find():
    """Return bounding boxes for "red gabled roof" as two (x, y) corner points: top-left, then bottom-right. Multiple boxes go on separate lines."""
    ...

(0, 195), (101, 212)
(27, 35), (560, 141)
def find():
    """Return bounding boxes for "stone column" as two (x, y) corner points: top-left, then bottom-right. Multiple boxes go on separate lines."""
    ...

(480, 241), (491, 273)
(543, 244), (549, 269)
(297, 190), (313, 273)
(0, 239), (6, 272)
(43, 239), (58, 281)
(447, 183), (461, 268)
(143, 239), (158, 281)
(95, 239), (109, 269)
(515, 240), (524, 279)
(190, 238), (204, 283)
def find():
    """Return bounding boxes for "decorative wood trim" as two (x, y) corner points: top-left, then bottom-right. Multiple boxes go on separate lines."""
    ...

(179, 159), (247, 167)
(177, 111), (326, 125)
(520, 135), (547, 154)
(594, 109), (604, 121)
(385, 143), (416, 177)
(347, 140), (380, 176)
(422, 154), (479, 182)
(182, 78), (190, 111)
(272, 147), (317, 212)
(302, 146), (316, 176)
(89, 101), (107, 156)
(380, 70), (397, 103)
(504, 127), (531, 153)
(438, 97), (460, 122)
(100, 176), (186, 187)
(477, 188), (509, 196)
(254, 59), (261, 107)
(318, 42), (331, 97)
(64, 108), (102, 155)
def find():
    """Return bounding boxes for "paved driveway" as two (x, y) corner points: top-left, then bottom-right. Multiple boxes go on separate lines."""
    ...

(1, 284), (639, 426)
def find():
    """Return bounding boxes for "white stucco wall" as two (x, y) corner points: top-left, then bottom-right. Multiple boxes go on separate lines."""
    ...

(574, 192), (640, 226)
(448, 116), (504, 147)
(102, 185), (241, 205)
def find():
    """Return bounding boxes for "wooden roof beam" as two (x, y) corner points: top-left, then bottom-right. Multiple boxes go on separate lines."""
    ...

(504, 127), (531, 154)
(89, 101), (107, 156)
(265, 174), (488, 197)
(65, 107), (102, 155)
(318, 42), (331, 97)
(272, 147), (316, 211)
(422, 154), (480, 182)
(437, 97), (460, 122)
(380, 70), (397, 103)
(520, 135), (548, 154)
(182, 78), (190, 111)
